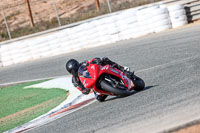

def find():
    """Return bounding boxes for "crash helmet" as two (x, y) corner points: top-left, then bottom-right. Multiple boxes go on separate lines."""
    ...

(66, 59), (80, 75)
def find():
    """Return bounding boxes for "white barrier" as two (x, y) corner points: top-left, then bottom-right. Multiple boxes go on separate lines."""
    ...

(168, 4), (188, 28)
(0, 2), (191, 67)
(136, 5), (172, 35)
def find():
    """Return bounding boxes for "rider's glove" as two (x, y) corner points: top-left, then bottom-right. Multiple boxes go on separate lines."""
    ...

(72, 76), (80, 87)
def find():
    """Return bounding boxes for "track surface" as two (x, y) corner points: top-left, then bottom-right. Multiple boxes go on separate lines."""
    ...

(1, 24), (200, 133)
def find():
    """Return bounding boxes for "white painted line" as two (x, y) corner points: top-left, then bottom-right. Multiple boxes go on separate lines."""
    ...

(136, 55), (200, 73)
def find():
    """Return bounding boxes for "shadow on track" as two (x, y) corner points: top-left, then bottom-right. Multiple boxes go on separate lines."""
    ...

(105, 85), (158, 102)
(142, 85), (158, 91)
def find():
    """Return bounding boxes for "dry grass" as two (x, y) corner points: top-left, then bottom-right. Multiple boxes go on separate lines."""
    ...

(0, 0), (164, 42)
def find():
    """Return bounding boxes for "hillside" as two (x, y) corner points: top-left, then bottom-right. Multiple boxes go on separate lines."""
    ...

(0, 0), (162, 42)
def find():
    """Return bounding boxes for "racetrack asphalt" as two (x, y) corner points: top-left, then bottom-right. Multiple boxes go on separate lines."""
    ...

(1, 24), (200, 133)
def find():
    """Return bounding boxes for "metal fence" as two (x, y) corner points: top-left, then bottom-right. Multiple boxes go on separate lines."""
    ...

(0, 0), (165, 42)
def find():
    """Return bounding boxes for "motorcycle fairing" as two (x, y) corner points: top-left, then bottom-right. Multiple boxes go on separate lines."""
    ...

(79, 64), (134, 96)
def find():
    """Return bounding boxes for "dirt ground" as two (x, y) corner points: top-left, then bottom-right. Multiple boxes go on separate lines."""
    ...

(0, 0), (136, 30)
(0, 0), (163, 31)
(0, 0), (98, 30)
(172, 122), (200, 133)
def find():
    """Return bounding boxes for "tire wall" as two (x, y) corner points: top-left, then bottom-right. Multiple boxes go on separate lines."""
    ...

(168, 4), (188, 28)
(0, 0), (199, 67)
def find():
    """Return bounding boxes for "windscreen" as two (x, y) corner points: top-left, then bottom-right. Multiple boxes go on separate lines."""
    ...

(78, 64), (91, 78)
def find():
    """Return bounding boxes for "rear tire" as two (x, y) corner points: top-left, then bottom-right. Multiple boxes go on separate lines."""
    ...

(100, 80), (132, 97)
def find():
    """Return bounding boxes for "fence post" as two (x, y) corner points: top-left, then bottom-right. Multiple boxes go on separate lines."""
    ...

(52, 0), (61, 26)
(1, 6), (12, 39)
(25, 0), (34, 27)
(95, 0), (100, 11)
(106, 0), (112, 13)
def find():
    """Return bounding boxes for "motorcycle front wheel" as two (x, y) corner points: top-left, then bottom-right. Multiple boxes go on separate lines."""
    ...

(132, 75), (145, 91)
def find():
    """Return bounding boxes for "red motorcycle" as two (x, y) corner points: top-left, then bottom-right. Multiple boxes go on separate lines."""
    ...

(78, 63), (145, 97)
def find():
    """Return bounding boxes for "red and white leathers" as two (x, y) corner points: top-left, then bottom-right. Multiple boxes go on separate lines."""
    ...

(72, 57), (125, 102)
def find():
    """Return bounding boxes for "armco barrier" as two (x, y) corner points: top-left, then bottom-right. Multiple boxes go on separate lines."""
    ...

(185, 1), (200, 22)
(0, 0), (200, 68)
(163, 0), (200, 22)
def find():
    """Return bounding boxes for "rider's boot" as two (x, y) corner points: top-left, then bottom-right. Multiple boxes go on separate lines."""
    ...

(96, 95), (108, 102)
(94, 91), (107, 102)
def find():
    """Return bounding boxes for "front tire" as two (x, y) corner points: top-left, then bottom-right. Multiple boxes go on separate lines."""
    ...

(132, 76), (145, 91)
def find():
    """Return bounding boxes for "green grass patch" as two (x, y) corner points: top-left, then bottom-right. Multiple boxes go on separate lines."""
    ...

(0, 80), (67, 132)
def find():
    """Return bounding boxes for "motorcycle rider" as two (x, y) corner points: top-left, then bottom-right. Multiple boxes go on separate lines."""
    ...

(66, 57), (131, 102)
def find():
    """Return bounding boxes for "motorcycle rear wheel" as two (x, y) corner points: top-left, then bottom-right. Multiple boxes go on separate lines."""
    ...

(100, 80), (133, 97)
